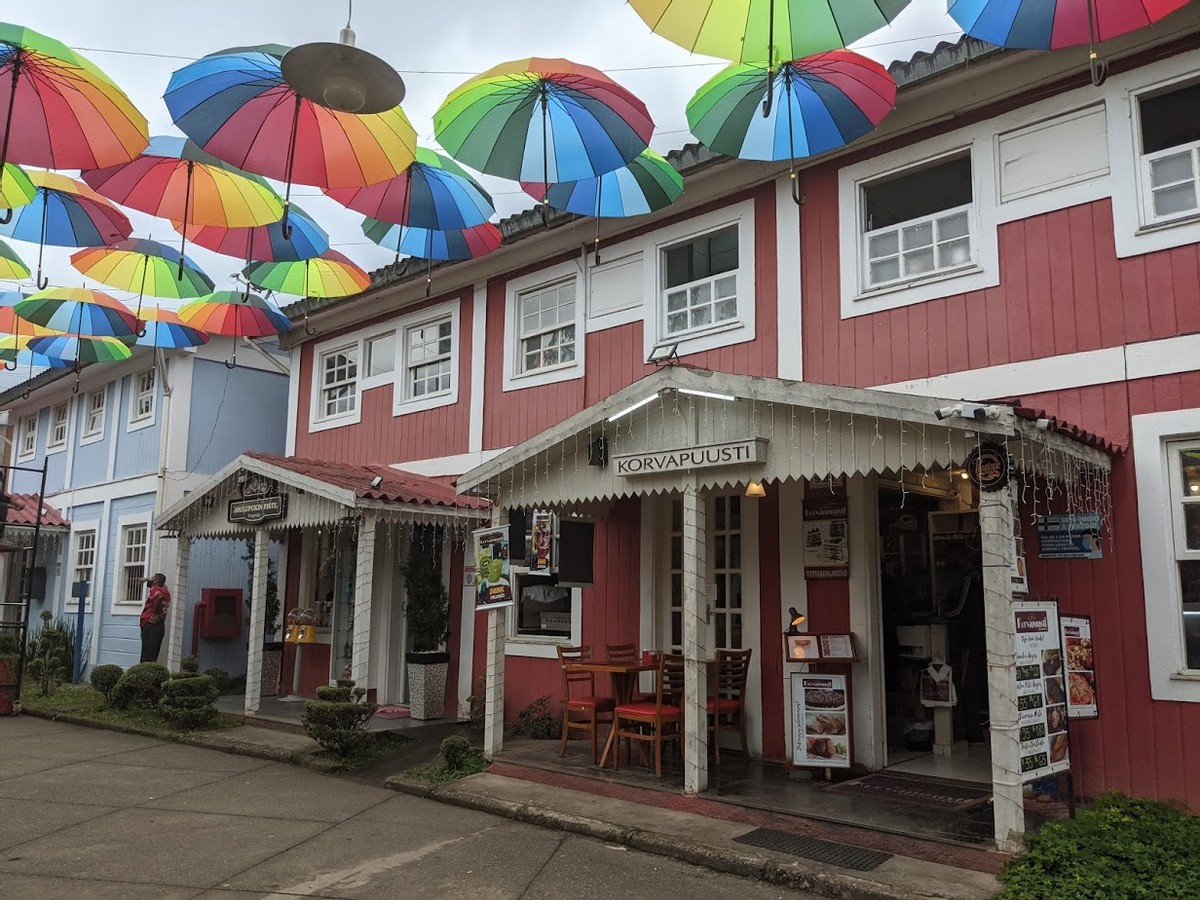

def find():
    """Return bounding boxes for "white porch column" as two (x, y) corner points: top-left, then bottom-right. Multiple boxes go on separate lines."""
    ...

(244, 529), (269, 715)
(682, 480), (709, 794)
(165, 537), (191, 673)
(483, 605), (506, 759)
(351, 515), (377, 688)
(982, 485), (1023, 853)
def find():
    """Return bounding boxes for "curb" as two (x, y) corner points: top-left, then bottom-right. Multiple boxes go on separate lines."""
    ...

(385, 774), (964, 900)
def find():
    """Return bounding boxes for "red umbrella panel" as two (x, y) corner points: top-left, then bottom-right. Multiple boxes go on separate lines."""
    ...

(178, 289), (291, 368)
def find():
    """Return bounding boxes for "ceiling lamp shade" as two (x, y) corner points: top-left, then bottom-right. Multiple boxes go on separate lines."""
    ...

(281, 23), (405, 114)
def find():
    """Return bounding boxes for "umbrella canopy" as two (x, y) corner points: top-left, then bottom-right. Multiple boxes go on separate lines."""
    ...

(0, 290), (56, 337)
(522, 148), (683, 218)
(325, 146), (494, 231)
(134, 306), (209, 349)
(0, 23), (149, 174)
(948, 0), (1190, 51)
(70, 240), (214, 311)
(27, 333), (132, 364)
(363, 219), (503, 262)
(165, 44), (417, 236)
(179, 290), (292, 337)
(0, 334), (72, 369)
(15, 287), (138, 340)
(0, 236), (28, 280)
(175, 201), (329, 264)
(243, 250), (369, 299)
(0, 162), (34, 214)
(0, 170), (133, 287)
(434, 58), (653, 193)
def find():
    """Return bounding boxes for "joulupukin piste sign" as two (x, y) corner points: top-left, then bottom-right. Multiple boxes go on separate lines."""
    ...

(614, 439), (765, 477)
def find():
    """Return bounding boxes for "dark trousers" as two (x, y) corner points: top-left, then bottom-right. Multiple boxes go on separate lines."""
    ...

(140, 621), (165, 663)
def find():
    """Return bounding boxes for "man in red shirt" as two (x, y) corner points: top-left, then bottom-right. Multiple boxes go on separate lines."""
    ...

(139, 573), (171, 663)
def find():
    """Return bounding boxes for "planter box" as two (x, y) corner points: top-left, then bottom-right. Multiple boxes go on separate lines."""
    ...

(261, 645), (282, 699)
(406, 652), (449, 720)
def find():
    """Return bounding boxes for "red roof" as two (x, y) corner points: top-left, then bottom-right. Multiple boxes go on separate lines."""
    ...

(1012, 407), (1123, 455)
(5, 494), (69, 528)
(243, 451), (489, 510)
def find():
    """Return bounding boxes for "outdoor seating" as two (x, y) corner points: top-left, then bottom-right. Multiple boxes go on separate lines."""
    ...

(607, 653), (682, 777)
(606, 643), (654, 702)
(708, 647), (752, 763)
(556, 644), (615, 764)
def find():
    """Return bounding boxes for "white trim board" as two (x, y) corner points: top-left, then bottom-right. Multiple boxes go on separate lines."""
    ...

(389, 448), (509, 479)
(776, 174), (803, 381)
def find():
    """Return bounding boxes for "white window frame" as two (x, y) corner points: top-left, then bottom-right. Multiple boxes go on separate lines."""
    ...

(16, 413), (37, 462)
(503, 260), (584, 392)
(310, 341), (361, 430)
(504, 568), (583, 659)
(46, 401), (69, 454)
(65, 523), (99, 613)
(362, 330), (397, 388)
(128, 369), (156, 431)
(1134, 407), (1200, 701)
(113, 517), (151, 611)
(660, 224), (741, 340)
(395, 300), (460, 416)
(81, 387), (107, 445)
(642, 200), (756, 361)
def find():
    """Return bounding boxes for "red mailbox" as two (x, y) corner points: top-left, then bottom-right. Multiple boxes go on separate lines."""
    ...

(198, 588), (243, 639)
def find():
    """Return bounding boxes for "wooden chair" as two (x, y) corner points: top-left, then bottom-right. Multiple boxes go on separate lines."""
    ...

(557, 645), (614, 764)
(708, 647), (753, 763)
(611, 654), (681, 777)
(606, 643), (654, 702)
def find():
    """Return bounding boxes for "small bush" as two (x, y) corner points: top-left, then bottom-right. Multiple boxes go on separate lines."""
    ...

(111, 662), (170, 710)
(440, 735), (475, 771)
(511, 695), (561, 740)
(89, 664), (124, 705)
(158, 673), (220, 730)
(203, 668), (231, 695)
(25, 653), (64, 697)
(302, 678), (377, 758)
(180, 655), (200, 674)
(999, 792), (1200, 899)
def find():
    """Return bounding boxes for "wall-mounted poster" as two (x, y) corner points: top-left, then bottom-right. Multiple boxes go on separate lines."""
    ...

(473, 526), (513, 611)
(1037, 513), (1103, 560)
(791, 672), (851, 768)
(1010, 490), (1029, 595)
(530, 511), (554, 576)
(1060, 615), (1098, 719)
(1013, 600), (1071, 782)
(802, 491), (849, 580)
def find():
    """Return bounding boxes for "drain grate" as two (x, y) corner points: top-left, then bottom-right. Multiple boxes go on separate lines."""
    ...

(733, 828), (893, 872)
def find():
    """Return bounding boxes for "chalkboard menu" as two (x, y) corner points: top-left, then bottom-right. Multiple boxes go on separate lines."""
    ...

(1013, 600), (1071, 782)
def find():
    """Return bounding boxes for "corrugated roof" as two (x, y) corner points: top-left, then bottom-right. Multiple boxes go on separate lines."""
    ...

(1012, 407), (1124, 455)
(5, 493), (69, 528)
(242, 450), (489, 510)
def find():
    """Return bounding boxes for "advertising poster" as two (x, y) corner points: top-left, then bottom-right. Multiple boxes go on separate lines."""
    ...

(1037, 513), (1103, 560)
(530, 511), (554, 576)
(1010, 492), (1029, 594)
(1013, 600), (1071, 781)
(1061, 615), (1098, 719)
(790, 672), (851, 768)
(802, 492), (849, 580)
(473, 526), (513, 610)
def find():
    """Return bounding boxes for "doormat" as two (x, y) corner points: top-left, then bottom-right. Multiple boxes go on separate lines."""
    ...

(733, 828), (892, 872)
(824, 773), (991, 812)
(374, 706), (411, 719)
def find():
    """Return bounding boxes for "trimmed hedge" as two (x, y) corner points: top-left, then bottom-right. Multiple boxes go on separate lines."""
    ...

(89, 664), (124, 705)
(111, 662), (170, 710)
(302, 678), (377, 758)
(440, 735), (475, 771)
(158, 673), (220, 730)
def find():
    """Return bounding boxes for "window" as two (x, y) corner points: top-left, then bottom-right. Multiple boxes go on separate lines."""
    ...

(319, 346), (358, 419)
(119, 524), (149, 605)
(514, 576), (573, 638)
(82, 389), (106, 440)
(518, 280), (576, 374)
(364, 332), (395, 379)
(73, 530), (96, 596)
(130, 369), (155, 425)
(1169, 442), (1200, 670)
(17, 413), (37, 458)
(47, 403), (68, 451)
(1139, 81), (1200, 224)
(405, 318), (453, 399)
(662, 225), (739, 336)
(861, 154), (974, 289)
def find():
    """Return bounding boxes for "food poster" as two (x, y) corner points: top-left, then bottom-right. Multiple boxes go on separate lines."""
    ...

(473, 526), (513, 610)
(802, 492), (849, 580)
(1037, 512), (1103, 560)
(1061, 615), (1098, 718)
(791, 673), (851, 768)
(1013, 600), (1071, 781)
(1010, 491), (1029, 594)
(530, 511), (554, 576)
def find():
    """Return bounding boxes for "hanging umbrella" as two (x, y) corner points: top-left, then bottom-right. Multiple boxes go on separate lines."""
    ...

(27, 333), (133, 365)
(0, 23), (149, 202)
(363, 219), (502, 295)
(165, 44), (417, 237)
(15, 287), (139, 341)
(0, 163), (34, 217)
(243, 250), (369, 299)
(0, 334), (72, 369)
(687, 51), (895, 202)
(0, 171), (132, 288)
(178, 290), (291, 368)
(628, 0), (910, 115)
(434, 58), (653, 220)
(70, 239), (214, 323)
(134, 306), (210, 350)
(82, 135), (283, 279)
(0, 291), (55, 338)
(175, 201), (329, 265)
(0, 235), (28, 280)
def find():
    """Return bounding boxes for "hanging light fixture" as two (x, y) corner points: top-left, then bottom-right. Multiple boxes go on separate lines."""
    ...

(745, 480), (766, 498)
(281, 1), (406, 114)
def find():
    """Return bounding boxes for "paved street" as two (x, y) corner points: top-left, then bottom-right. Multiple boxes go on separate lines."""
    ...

(0, 718), (810, 899)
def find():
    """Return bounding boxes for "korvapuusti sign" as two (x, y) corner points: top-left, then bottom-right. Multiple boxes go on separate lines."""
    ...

(613, 439), (765, 477)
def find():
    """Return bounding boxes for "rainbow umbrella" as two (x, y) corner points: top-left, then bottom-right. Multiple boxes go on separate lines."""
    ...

(165, 44), (417, 238)
(174, 202), (329, 265)
(0, 334), (72, 379)
(15, 287), (138, 341)
(178, 290), (291, 368)
(434, 58), (653, 218)
(0, 24), (148, 184)
(0, 163), (34, 218)
(82, 135), (283, 279)
(70, 239), (214, 322)
(0, 171), (132, 288)
(687, 51), (895, 201)
(134, 306), (209, 350)
(243, 250), (369, 300)
(363, 219), (502, 295)
(27, 334), (132, 367)
(0, 236), (28, 279)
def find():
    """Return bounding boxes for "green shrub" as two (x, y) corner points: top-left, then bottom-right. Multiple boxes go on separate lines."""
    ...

(302, 678), (377, 758)
(111, 662), (170, 709)
(89, 664), (124, 705)
(203, 667), (231, 695)
(180, 655), (200, 674)
(27, 611), (83, 682)
(0, 630), (20, 655)
(999, 793), (1200, 899)
(511, 695), (561, 740)
(440, 735), (476, 771)
(25, 653), (64, 697)
(158, 673), (220, 730)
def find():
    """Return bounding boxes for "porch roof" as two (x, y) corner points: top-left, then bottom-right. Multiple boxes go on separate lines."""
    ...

(457, 366), (1113, 509)
(5, 494), (69, 530)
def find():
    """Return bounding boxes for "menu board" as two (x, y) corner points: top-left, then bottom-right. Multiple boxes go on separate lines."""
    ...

(1013, 600), (1071, 781)
(1037, 513), (1103, 560)
(1061, 615), (1098, 719)
(819, 634), (856, 661)
(802, 492), (849, 580)
(790, 672), (851, 769)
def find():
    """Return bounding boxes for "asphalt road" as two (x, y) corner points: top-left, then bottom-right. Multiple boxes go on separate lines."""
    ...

(0, 717), (812, 899)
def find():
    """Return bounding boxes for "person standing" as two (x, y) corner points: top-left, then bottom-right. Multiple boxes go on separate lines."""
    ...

(138, 573), (171, 663)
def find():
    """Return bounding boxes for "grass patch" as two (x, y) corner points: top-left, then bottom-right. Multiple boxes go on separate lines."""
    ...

(316, 731), (414, 773)
(406, 751), (488, 785)
(999, 792), (1200, 899)
(22, 684), (237, 735)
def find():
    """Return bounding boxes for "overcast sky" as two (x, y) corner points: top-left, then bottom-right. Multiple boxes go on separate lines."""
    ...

(1, 0), (960, 349)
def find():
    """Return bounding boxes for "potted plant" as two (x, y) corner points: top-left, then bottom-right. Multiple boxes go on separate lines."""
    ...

(402, 524), (451, 720)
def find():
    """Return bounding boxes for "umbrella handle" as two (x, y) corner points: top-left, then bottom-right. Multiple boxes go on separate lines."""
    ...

(280, 203), (294, 241)
(1089, 52), (1108, 87)
(3, 358), (15, 372)
(791, 171), (804, 207)
(304, 312), (316, 336)
(0, 208), (9, 225)
(224, 358), (237, 369)
(36, 272), (48, 290)
(761, 65), (776, 118)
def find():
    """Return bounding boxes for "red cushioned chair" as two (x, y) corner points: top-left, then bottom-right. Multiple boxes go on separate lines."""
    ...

(557, 644), (614, 764)
(611, 653), (682, 777)
(708, 647), (752, 763)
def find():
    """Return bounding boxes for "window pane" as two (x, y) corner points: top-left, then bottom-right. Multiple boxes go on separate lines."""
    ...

(715, 298), (737, 322)
(1150, 151), (1194, 187)
(863, 155), (972, 230)
(904, 247), (936, 276)
(516, 580), (572, 637)
(715, 496), (726, 530)
(1184, 505), (1200, 551)
(729, 496), (741, 528)
(939, 211), (970, 240)
(1181, 450), (1200, 497)
(666, 290), (687, 312)
(1183, 560), (1200, 669)
(715, 577), (726, 609)
(869, 258), (901, 285)
(730, 533), (742, 569)
(715, 534), (726, 568)
(671, 499), (682, 531)
(1154, 183), (1197, 218)
(366, 333), (395, 377)
(901, 220), (934, 250)
(671, 611), (682, 648)
(730, 573), (743, 609)
(716, 615), (726, 649)
(690, 305), (711, 329)
(731, 614), (743, 648)
(869, 231), (899, 259)
(1140, 82), (1200, 154)
(667, 312), (688, 334)
(715, 275), (737, 298)
(938, 238), (972, 268)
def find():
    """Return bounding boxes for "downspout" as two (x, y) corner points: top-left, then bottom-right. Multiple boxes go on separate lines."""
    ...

(152, 348), (172, 605)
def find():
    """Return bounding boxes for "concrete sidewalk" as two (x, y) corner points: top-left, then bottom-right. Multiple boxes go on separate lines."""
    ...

(388, 767), (1002, 900)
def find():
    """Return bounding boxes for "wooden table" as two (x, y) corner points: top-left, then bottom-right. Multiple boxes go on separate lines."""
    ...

(567, 661), (657, 770)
